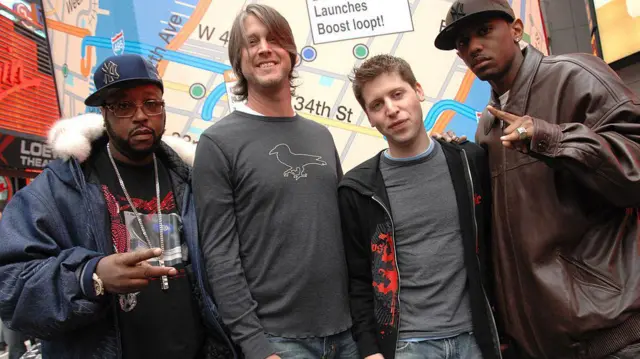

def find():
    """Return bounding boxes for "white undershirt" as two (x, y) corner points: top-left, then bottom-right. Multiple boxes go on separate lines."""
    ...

(498, 91), (510, 107)
(234, 103), (265, 116)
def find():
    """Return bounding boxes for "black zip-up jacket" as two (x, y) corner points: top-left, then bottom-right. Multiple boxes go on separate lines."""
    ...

(338, 140), (501, 359)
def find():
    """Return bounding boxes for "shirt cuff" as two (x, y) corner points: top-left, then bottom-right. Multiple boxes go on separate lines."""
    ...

(241, 332), (276, 359)
(80, 256), (104, 300)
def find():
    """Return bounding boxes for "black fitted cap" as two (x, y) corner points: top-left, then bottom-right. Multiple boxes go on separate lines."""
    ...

(435, 0), (515, 50)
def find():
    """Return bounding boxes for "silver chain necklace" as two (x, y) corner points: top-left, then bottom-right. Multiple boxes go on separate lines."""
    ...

(106, 143), (169, 291)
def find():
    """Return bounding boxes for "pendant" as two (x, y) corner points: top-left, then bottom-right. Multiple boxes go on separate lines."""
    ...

(119, 292), (139, 312)
(158, 259), (169, 290)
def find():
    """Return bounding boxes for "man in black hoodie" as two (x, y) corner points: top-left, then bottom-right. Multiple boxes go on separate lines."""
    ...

(339, 54), (500, 359)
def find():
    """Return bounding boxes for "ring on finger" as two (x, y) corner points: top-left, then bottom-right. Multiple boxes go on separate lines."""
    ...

(516, 126), (528, 140)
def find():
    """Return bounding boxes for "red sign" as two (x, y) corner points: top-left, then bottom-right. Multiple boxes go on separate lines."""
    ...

(0, 2), (60, 140)
(0, 46), (41, 102)
(0, 176), (12, 203)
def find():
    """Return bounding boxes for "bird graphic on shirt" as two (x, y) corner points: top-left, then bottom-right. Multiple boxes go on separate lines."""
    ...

(268, 143), (327, 180)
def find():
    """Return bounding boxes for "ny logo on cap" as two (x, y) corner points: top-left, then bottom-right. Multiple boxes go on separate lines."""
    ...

(450, 3), (466, 21)
(102, 61), (120, 85)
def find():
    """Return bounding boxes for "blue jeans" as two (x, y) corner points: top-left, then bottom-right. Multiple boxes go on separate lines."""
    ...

(267, 330), (359, 359)
(395, 333), (482, 359)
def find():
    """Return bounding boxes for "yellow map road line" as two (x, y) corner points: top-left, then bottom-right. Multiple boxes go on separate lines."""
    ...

(300, 113), (383, 138)
(163, 81), (191, 93)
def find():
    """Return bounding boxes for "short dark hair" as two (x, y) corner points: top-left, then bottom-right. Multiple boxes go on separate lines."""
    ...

(350, 54), (418, 110)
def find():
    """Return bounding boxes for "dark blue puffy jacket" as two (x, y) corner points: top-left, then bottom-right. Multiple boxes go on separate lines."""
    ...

(0, 115), (236, 358)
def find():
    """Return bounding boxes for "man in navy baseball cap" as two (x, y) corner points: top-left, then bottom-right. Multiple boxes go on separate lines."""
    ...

(85, 54), (164, 107)
(0, 51), (238, 359)
(85, 54), (167, 163)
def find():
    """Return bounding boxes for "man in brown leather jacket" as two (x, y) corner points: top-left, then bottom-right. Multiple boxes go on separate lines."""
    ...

(435, 1), (640, 358)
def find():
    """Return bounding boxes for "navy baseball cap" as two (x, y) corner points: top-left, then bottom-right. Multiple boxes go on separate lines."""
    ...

(85, 54), (164, 106)
(435, 0), (515, 50)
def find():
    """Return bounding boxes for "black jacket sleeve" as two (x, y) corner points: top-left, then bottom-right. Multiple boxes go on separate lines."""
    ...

(338, 187), (381, 358)
(460, 142), (492, 281)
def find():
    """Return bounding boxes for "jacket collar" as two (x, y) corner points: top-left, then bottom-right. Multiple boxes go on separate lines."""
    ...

(47, 113), (196, 167)
(46, 113), (195, 185)
(484, 45), (544, 135)
(339, 140), (465, 198)
(339, 150), (385, 197)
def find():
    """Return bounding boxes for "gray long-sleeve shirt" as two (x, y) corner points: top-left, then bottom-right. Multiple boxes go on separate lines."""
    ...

(192, 111), (351, 359)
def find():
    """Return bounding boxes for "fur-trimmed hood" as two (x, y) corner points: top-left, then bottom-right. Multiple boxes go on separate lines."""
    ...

(47, 113), (196, 166)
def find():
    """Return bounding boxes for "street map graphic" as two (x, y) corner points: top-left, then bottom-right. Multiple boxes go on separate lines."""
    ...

(44, 0), (549, 170)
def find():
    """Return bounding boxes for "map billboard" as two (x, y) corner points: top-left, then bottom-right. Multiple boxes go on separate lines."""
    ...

(44, 0), (549, 170)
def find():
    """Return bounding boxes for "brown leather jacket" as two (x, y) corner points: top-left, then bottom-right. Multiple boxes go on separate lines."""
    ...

(476, 46), (640, 359)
